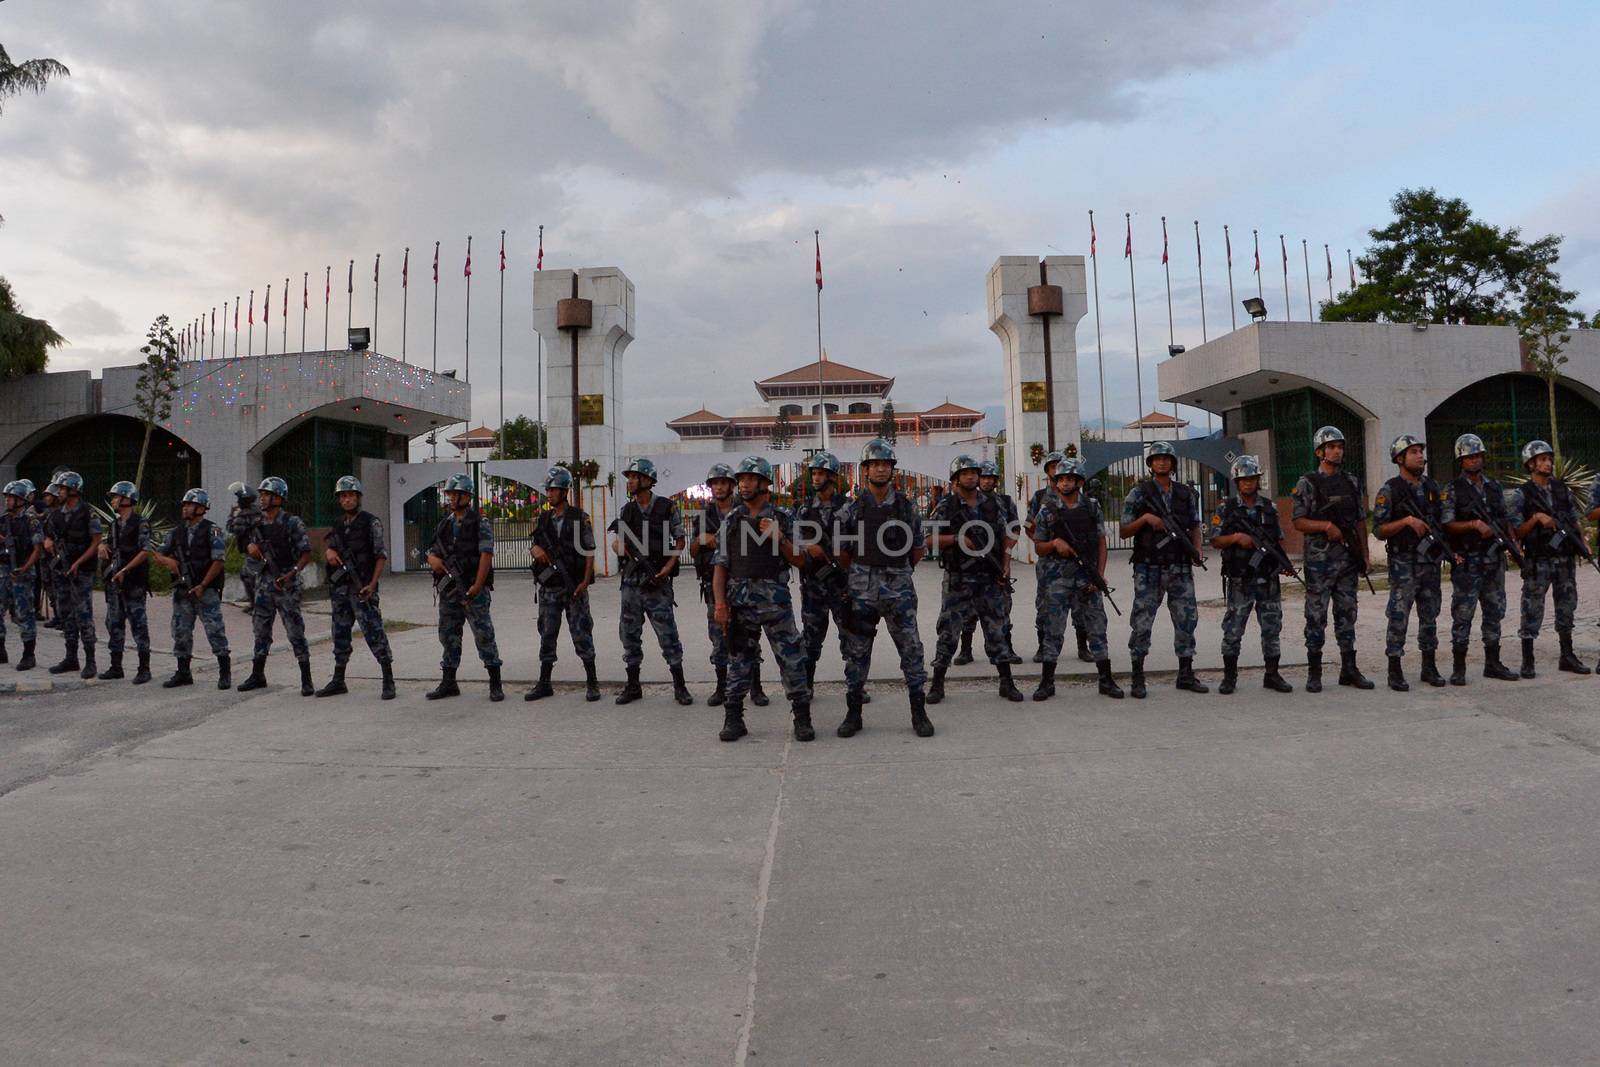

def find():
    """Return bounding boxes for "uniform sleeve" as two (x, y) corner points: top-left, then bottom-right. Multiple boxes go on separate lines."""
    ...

(1353, 478), (1368, 521)
(1371, 484), (1393, 529)
(578, 514), (596, 554)
(668, 501), (686, 542)
(1560, 486), (1582, 525)
(289, 516), (312, 556)
(28, 516), (43, 545)
(834, 498), (858, 539)
(159, 528), (178, 556)
(87, 511), (103, 537)
(477, 519), (495, 555)
(711, 514), (733, 569)
(370, 517), (389, 559)
(908, 506), (926, 552)
(1504, 487), (1524, 517)
(777, 507), (797, 543)
(1119, 485), (1145, 525)
(210, 527), (227, 562)
(1207, 502), (1228, 536)
(1290, 476), (1313, 521)
(1439, 483), (1457, 525)
(1091, 498), (1107, 535)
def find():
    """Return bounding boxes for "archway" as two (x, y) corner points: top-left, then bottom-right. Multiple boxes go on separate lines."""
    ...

(14, 414), (199, 520)
(1425, 372), (1600, 482)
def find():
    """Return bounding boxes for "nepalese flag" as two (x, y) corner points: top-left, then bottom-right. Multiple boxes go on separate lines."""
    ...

(402, 248), (409, 289)
(1281, 235), (1288, 270)
(1089, 214), (1096, 257)
(1253, 234), (1260, 275)
(536, 229), (543, 271)
(304, 275), (309, 310)
(815, 232), (823, 290)
(248, 293), (254, 325)
(325, 267), (331, 305)
(234, 300), (239, 330)
(1124, 216), (1132, 258)
(1326, 244), (1333, 281)
(1225, 227), (1232, 269)
(282, 283), (288, 318)
(347, 260), (354, 294)
(375, 254), (381, 284)
(500, 231), (506, 272)
(264, 286), (270, 325)
(433, 242), (440, 284)
(464, 238), (472, 278)
(1161, 218), (1169, 265)
(1349, 251), (1357, 288)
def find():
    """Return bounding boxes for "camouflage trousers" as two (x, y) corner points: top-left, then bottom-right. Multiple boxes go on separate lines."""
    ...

(539, 587), (596, 665)
(933, 572), (1009, 667)
(800, 577), (851, 665)
(1304, 559), (1359, 654)
(1220, 575), (1283, 658)
(0, 565), (37, 642)
(841, 565), (926, 692)
(724, 578), (810, 705)
(1384, 556), (1442, 656)
(1038, 564), (1109, 662)
(172, 588), (230, 658)
(104, 582), (151, 655)
(252, 576), (309, 662)
(438, 588), (501, 670)
(240, 558), (263, 606)
(1519, 556), (1578, 640)
(1128, 563), (1197, 658)
(1033, 556), (1061, 638)
(705, 582), (760, 670)
(963, 575), (1016, 646)
(331, 585), (391, 665)
(620, 581), (683, 669)
(1449, 555), (1507, 646)
(55, 570), (96, 651)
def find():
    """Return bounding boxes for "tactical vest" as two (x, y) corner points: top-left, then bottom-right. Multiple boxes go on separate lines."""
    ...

(938, 491), (1005, 575)
(328, 511), (379, 585)
(176, 519), (218, 589)
(1380, 475), (1441, 557)
(796, 495), (843, 582)
(1038, 495), (1100, 570)
(724, 510), (787, 581)
(854, 490), (916, 569)
(1305, 471), (1360, 527)
(1447, 475), (1505, 557)
(1217, 498), (1279, 579)
(3, 513), (29, 569)
(434, 510), (494, 590)
(49, 503), (94, 563)
(618, 495), (675, 564)
(1130, 480), (1199, 566)
(1520, 479), (1575, 559)
(693, 502), (732, 581)
(534, 506), (587, 583)
(256, 513), (301, 572)
(110, 514), (150, 591)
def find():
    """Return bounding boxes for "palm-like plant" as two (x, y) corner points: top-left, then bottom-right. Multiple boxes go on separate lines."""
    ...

(0, 276), (64, 380)
(0, 44), (69, 114)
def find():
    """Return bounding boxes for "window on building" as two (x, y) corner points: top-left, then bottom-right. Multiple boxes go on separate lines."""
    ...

(848, 402), (871, 414)
(779, 404), (802, 416)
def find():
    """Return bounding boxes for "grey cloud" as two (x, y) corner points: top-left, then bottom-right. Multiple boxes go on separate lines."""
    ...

(53, 297), (125, 338)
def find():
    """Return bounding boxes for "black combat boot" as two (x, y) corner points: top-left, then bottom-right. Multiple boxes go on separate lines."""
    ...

(615, 666), (642, 705)
(1032, 629), (1045, 664)
(1176, 657), (1209, 693)
(954, 629), (974, 665)
(583, 660), (601, 702)
(1031, 661), (1056, 701)
(1419, 650), (1445, 688)
(133, 651), (151, 685)
(426, 667), (460, 700)
(1558, 633), (1590, 674)
(98, 650), (125, 681)
(1483, 642), (1518, 681)
(791, 701), (815, 742)
(236, 657), (267, 691)
(748, 665), (767, 707)
(380, 660), (396, 700)
(718, 701), (747, 742)
(79, 646), (97, 680)
(1077, 627), (1093, 663)
(707, 666), (727, 706)
(298, 658), (315, 697)
(1387, 655), (1409, 692)
(524, 663), (554, 701)
(162, 656), (194, 688)
(837, 690), (865, 737)
(671, 664), (694, 706)
(487, 665), (505, 702)
(1449, 643), (1468, 686)
(1305, 651), (1322, 693)
(216, 654), (231, 690)
(1218, 655), (1238, 695)
(1097, 659), (1125, 699)
(910, 688), (935, 737)
(316, 661), (349, 698)
(1520, 637), (1536, 679)
(1262, 655), (1293, 693)
(48, 641), (79, 675)
(927, 664), (947, 704)
(996, 662), (1024, 702)
(1338, 649), (1374, 690)
(1129, 656), (1147, 699)
(16, 639), (36, 672)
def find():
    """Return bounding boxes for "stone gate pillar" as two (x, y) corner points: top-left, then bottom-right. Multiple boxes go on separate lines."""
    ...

(533, 267), (634, 494)
(987, 256), (1087, 480)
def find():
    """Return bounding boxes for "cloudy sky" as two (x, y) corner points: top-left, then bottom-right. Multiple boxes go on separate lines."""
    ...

(3, 0), (1598, 447)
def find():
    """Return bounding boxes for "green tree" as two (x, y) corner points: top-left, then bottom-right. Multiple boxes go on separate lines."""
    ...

(0, 44), (68, 113)
(0, 276), (64, 380)
(1517, 256), (1582, 462)
(133, 316), (180, 492)
(488, 415), (548, 460)
(1322, 188), (1557, 325)
(769, 410), (795, 450)
(877, 402), (898, 443)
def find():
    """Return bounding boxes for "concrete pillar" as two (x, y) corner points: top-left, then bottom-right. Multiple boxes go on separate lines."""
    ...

(987, 256), (1087, 481)
(533, 267), (634, 495)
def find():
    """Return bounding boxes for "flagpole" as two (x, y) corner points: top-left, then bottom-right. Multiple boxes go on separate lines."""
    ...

(282, 278), (288, 353)
(432, 241), (440, 460)
(210, 308), (216, 359)
(1162, 216), (1179, 431)
(1280, 235), (1291, 321)
(498, 229), (506, 460)
(1325, 243), (1334, 304)
(1347, 248), (1356, 291)
(1126, 213), (1145, 449)
(373, 253), (381, 353)
(248, 290), (254, 355)
(1088, 210), (1107, 437)
(1253, 229), (1263, 304)
(323, 266), (330, 351)
(402, 247), (409, 364)
(814, 229), (828, 450)
(265, 283), (271, 354)
(1301, 239), (1313, 320)
(1225, 225), (1237, 331)
(1194, 220), (1207, 343)
(536, 225), (544, 459)
(347, 259), (354, 334)
(465, 234), (473, 467)
(234, 297), (240, 358)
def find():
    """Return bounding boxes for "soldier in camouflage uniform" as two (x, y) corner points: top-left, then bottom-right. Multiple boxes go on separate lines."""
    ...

(1024, 451), (1070, 664)
(153, 489), (231, 689)
(238, 476), (315, 696)
(608, 457), (693, 706)
(2, 479), (43, 670)
(227, 482), (263, 612)
(425, 472), (504, 701)
(1029, 458), (1123, 700)
(962, 459), (1022, 664)
(525, 466), (601, 703)
(833, 438), (934, 738)
(1371, 435), (1455, 691)
(795, 450), (860, 693)
(98, 480), (153, 684)
(1439, 433), (1520, 684)
(38, 479), (62, 631)
(691, 463), (764, 706)
(1209, 456), (1294, 695)
(1120, 441), (1208, 698)
(1509, 440), (1590, 678)
(42, 471), (102, 679)
(929, 455), (1024, 704)
(317, 476), (396, 700)
(711, 456), (814, 742)
(1291, 426), (1374, 692)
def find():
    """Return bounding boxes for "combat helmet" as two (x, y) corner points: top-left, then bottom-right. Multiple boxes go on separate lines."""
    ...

(1453, 433), (1486, 460)
(257, 476), (289, 498)
(334, 475), (364, 495)
(544, 466), (575, 491)
(443, 472), (474, 495)
(706, 462), (735, 485)
(1312, 425), (1345, 452)
(623, 457), (658, 483)
(736, 455), (774, 484)
(948, 454), (981, 479)
(1389, 433), (1425, 463)
(1230, 455), (1264, 481)
(108, 480), (139, 503)
(182, 488), (210, 509)
(1145, 441), (1176, 466)
(860, 438), (897, 465)
(807, 450), (840, 474)
(1522, 440), (1555, 469)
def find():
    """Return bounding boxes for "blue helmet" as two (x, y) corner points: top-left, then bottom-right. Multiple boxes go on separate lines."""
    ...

(736, 455), (774, 484)
(443, 473), (474, 495)
(624, 457), (658, 483)
(334, 475), (364, 495)
(4, 479), (35, 501)
(1042, 450), (1066, 473)
(109, 480), (139, 503)
(978, 460), (1000, 478)
(544, 466), (574, 491)
(860, 438), (897, 465)
(1054, 458), (1087, 481)
(706, 462), (736, 484)
(807, 450), (840, 474)
(257, 476), (289, 498)
(56, 471), (84, 492)
(182, 488), (210, 508)
(1145, 441), (1176, 465)
(948, 454), (981, 478)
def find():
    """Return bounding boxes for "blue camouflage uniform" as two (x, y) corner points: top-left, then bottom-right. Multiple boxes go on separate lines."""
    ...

(47, 500), (102, 653)
(326, 510), (392, 666)
(2, 509), (42, 643)
(227, 499), (264, 604)
(103, 511), (153, 656)
(964, 490), (1019, 648)
(1439, 472), (1512, 646)
(1032, 489), (1110, 661)
(162, 518), (230, 658)
(532, 503), (597, 666)
(930, 489), (1011, 666)
(1292, 469), (1367, 654)
(1210, 493), (1286, 658)
(835, 487), (926, 692)
(712, 502), (810, 704)
(795, 490), (851, 667)
(1122, 479), (1201, 658)
(609, 493), (686, 669)
(1027, 486), (1062, 649)
(427, 510), (501, 670)
(1509, 479), (1582, 641)
(1373, 474), (1446, 657)
(694, 499), (751, 670)
(247, 510), (312, 662)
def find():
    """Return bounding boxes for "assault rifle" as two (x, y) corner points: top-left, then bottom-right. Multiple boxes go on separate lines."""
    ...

(1137, 482), (1207, 570)
(250, 522), (292, 589)
(1528, 483), (1600, 575)
(1388, 484), (1461, 566)
(1307, 483), (1376, 595)
(530, 514), (579, 599)
(1221, 503), (1304, 586)
(944, 493), (1006, 580)
(1043, 501), (1121, 616)
(427, 533), (471, 604)
(1454, 481), (1525, 569)
(691, 507), (721, 605)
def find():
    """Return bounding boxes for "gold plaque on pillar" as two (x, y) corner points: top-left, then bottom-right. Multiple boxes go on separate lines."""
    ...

(1020, 381), (1048, 412)
(578, 393), (605, 425)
